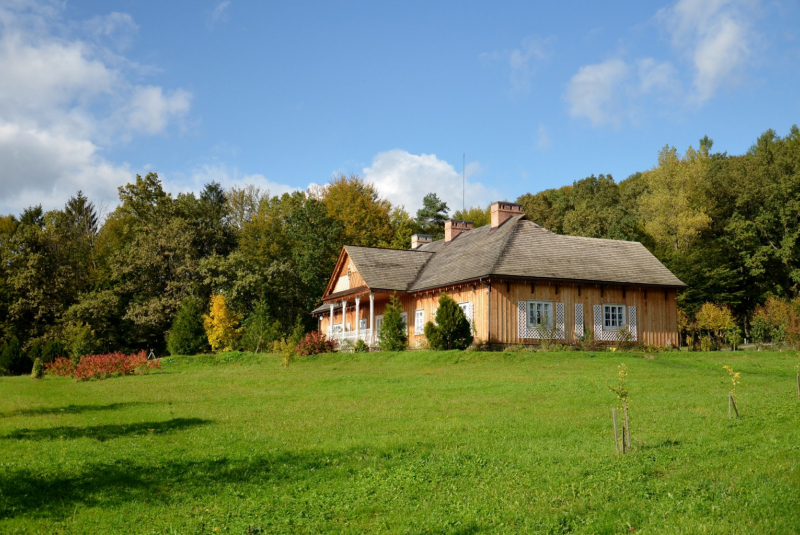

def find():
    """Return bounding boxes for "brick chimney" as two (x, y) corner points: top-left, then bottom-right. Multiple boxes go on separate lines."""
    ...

(411, 234), (432, 250)
(490, 201), (523, 228)
(444, 220), (473, 242)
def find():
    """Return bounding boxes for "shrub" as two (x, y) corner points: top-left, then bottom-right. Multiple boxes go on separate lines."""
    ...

(296, 331), (336, 356)
(238, 301), (282, 353)
(378, 294), (408, 351)
(30, 358), (44, 379)
(353, 338), (369, 353)
(167, 298), (209, 356)
(0, 337), (31, 375)
(45, 356), (77, 377)
(700, 336), (712, 352)
(272, 338), (296, 368)
(73, 351), (161, 381)
(424, 294), (473, 351)
(42, 340), (65, 363)
(63, 321), (98, 363)
(203, 294), (243, 352)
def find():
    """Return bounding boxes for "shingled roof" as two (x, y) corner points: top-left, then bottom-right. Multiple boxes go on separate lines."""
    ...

(321, 215), (685, 306)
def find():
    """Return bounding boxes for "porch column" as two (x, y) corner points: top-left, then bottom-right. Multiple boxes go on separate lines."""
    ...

(329, 303), (335, 337)
(341, 300), (348, 331)
(369, 292), (375, 345)
(354, 296), (361, 340)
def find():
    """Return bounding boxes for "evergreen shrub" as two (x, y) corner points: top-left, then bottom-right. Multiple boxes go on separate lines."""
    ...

(424, 294), (473, 350)
(167, 298), (209, 356)
(378, 295), (408, 351)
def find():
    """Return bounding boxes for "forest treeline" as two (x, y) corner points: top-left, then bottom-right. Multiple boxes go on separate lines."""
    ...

(1, 125), (799, 372)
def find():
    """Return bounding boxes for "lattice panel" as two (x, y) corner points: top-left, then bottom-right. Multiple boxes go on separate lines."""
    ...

(628, 306), (637, 341)
(593, 305), (603, 340)
(593, 305), (638, 341)
(461, 302), (474, 323)
(575, 304), (584, 339)
(517, 302), (565, 340)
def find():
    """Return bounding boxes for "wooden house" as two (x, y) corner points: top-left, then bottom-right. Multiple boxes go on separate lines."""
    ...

(312, 201), (686, 348)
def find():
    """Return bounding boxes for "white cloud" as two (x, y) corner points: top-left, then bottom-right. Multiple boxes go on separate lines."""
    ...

(480, 35), (553, 92)
(0, 1), (192, 215)
(565, 59), (630, 127)
(210, 1), (231, 27)
(657, 0), (755, 102)
(362, 150), (500, 215)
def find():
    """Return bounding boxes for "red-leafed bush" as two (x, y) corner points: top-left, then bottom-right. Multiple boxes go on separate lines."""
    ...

(45, 356), (76, 377)
(296, 331), (336, 356)
(72, 351), (161, 381)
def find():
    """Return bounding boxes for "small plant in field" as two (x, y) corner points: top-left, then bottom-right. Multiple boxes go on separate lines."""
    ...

(353, 338), (369, 353)
(616, 325), (635, 351)
(272, 338), (296, 367)
(296, 331), (336, 356)
(723, 365), (741, 418)
(30, 358), (44, 379)
(607, 363), (632, 453)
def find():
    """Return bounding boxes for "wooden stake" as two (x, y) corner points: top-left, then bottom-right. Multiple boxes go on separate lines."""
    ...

(728, 393), (732, 419)
(623, 401), (631, 452)
(731, 395), (739, 418)
(612, 407), (620, 455)
(796, 371), (799, 399)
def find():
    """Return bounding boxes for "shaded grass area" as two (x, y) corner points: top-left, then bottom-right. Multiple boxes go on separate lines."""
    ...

(0, 350), (799, 533)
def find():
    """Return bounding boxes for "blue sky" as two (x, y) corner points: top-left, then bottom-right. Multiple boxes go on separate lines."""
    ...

(1, 0), (798, 215)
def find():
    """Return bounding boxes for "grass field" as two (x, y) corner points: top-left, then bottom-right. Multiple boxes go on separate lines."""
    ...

(1, 349), (799, 534)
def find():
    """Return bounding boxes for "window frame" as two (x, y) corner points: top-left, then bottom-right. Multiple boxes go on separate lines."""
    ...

(526, 300), (554, 330)
(414, 309), (425, 335)
(602, 303), (626, 331)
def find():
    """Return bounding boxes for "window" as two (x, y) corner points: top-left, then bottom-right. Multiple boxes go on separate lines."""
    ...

(527, 300), (553, 329)
(400, 312), (408, 327)
(359, 318), (367, 331)
(458, 302), (472, 323)
(415, 310), (424, 335)
(603, 304), (626, 330)
(375, 315), (383, 333)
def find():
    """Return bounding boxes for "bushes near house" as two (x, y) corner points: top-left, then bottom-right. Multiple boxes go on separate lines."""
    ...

(296, 331), (336, 356)
(353, 338), (369, 353)
(378, 294), (408, 351)
(424, 294), (473, 350)
(167, 298), (209, 356)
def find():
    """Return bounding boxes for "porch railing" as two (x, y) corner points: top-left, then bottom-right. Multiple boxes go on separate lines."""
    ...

(328, 328), (376, 347)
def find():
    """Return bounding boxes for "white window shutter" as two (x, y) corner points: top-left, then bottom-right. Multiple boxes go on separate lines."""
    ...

(628, 306), (637, 341)
(593, 305), (603, 340)
(575, 304), (584, 339)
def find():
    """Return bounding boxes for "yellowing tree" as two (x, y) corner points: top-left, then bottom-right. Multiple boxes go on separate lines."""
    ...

(639, 145), (712, 252)
(695, 302), (735, 340)
(203, 294), (243, 352)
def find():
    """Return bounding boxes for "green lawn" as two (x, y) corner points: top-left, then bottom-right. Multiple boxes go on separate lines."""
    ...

(1, 350), (799, 534)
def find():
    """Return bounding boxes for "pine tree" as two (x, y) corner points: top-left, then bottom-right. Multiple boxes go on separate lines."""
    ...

(424, 294), (473, 350)
(203, 294), (243, 352)
(378, 295), (408, 351)
(167, 298), (209, 355)
(415, 193), (449, 239)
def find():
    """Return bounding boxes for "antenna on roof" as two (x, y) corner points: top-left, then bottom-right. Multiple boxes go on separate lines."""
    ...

(462, 153), (465, 216)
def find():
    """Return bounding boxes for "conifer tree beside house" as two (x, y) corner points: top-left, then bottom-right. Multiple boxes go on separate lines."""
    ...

(424, 294), (473, 350)
(378, 295), (408, 351)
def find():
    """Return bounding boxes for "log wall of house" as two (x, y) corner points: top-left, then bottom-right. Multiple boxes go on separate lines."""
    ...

(488, 281), (678, 347)
(317, 281), (678, 348)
